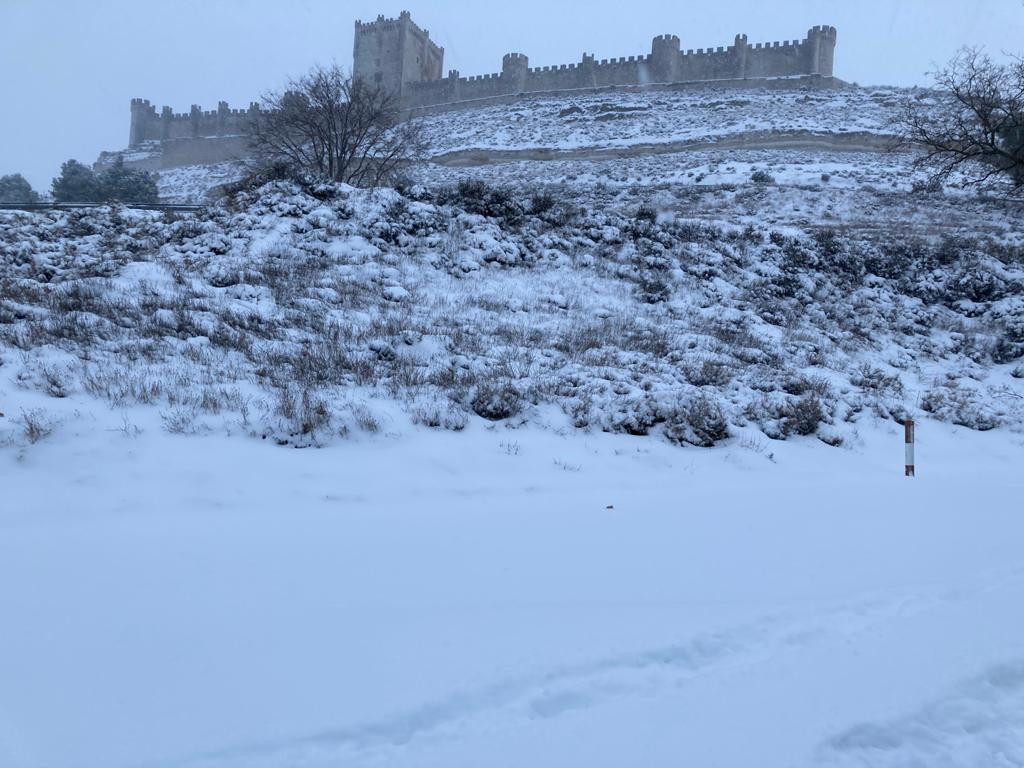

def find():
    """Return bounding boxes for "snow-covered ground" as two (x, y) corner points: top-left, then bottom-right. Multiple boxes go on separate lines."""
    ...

(2, 178), (1023, 768)
(417, 86), (905, 155)
(2, 395), (1023, 768)
(7, 82), (1022, 768)
(157, 162), (246, 204)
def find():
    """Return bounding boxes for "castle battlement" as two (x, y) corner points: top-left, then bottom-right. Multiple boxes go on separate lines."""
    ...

(127, 13), (840, 148)
(383, 17), (839, 111)
(128, 97), (261, 146)
(355, 10), (422, 34)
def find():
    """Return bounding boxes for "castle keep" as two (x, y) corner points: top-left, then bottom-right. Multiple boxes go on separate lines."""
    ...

(124, 11), (839, 165)
(353, 12), (444, 104)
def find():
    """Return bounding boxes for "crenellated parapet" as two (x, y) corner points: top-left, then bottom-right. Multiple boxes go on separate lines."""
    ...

(355, 10), (414, 34)
(399, 20), (839, 110)
(129, 98), (261, 147)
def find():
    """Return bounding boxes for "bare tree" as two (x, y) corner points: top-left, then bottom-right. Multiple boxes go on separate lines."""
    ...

(248, 64), (426, 187)
(898, 48), (1024, 194)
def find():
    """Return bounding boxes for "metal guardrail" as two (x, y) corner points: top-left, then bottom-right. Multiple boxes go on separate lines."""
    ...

(0, 202), (204, 212)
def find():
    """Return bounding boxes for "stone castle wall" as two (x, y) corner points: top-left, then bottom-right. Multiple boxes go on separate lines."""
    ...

(128, 99), (259, 147)
(399, 26), (837, 111)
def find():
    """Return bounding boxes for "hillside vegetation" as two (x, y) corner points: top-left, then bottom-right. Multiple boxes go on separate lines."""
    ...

(2, 179), (1021, 449)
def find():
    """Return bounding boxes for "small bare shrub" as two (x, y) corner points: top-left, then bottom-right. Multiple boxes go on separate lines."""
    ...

(783, 374), (832, 398)
(160, 406), (198, 434)
(19, 408), (54, 444)
(553, 458), (583, 472)
(555, 321), (607, 359)
(784, 394), (825, 436)
(41, 366), (72, 398)
(664, 396), (730, 447)
(471, 380), (523, 421)
(528, 192), (556, 215)
(851, 363), (905, 396)
(634, 203), (658, 224)
(738, 433), (773, 458)
(410, 397), (469, 431)
(349, 403), (380, 433)
(275, 386), (332, 436)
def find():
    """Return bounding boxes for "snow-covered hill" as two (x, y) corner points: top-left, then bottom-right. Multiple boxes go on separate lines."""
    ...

(153, 85), (921, 203)
(2, 180), (1021, 450)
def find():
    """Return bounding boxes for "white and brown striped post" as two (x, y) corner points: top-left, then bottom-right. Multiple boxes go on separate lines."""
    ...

(904, 418), (915, 477)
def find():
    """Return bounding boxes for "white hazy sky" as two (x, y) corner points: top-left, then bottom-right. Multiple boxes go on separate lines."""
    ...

(2, 0), (1022, 190)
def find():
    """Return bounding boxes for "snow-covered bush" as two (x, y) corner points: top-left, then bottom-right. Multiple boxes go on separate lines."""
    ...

(920, 379), (1002, 431)
(410, 397), (469, 431)
(17, 408), (54, 444)
(664, 396), (730, 447)
(851, 364), (905, 397)
(470, 380), (524, 421)
(438, 180), (525, 224)
(266, 385), (334, 445)
(785, 394), (827, 437)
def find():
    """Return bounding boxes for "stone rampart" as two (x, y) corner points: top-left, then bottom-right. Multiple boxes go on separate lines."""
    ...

(399, 25), (838, 110)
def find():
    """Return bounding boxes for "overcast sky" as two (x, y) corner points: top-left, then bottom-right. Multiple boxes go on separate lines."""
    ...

(2, 0), (1022, 190)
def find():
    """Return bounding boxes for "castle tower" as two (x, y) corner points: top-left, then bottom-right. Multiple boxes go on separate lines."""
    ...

(129, 98), (157, 146)
(353, 11), (444, 102)
(805, 25), (837, 77)
(161, 106), (173, 140)
(733, 34), (749, 78)
(650, 34), (681, 82)
(502, 53), (530, 92)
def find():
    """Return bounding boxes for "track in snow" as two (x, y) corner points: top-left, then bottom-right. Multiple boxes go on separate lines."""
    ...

(167, 565), (1024, 768)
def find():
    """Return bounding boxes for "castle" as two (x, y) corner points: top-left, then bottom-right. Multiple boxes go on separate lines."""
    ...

(122, 11), (839, 168)
(353, 11), (837, 111)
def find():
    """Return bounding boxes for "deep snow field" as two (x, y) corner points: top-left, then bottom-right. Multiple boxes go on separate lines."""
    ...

(2, 396), (1024, 768)
(4, 82), (1023, 768)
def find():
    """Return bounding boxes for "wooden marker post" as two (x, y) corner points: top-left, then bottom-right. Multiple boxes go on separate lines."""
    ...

(904, 419), (915, 477)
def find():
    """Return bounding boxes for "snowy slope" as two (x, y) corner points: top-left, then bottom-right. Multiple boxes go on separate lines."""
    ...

(417, 86), (904, 155)
(153, 85), (918, 203)
(2, 182), (1022, 451)
(157, 161), (247, 204)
